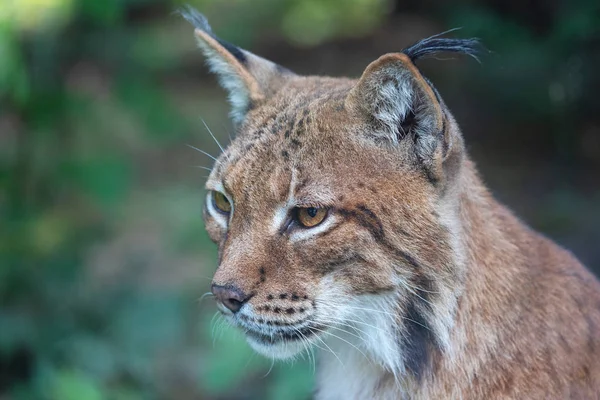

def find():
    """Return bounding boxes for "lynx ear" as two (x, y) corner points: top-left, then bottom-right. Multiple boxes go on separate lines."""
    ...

(180, 6), (293, 125)
(347, 35), (481, 183)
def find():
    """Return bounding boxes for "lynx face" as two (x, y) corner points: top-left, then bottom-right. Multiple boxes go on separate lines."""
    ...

(183, 7), (478, 374)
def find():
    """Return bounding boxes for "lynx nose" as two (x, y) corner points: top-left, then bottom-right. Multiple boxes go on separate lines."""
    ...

(211, 284), (249, 313)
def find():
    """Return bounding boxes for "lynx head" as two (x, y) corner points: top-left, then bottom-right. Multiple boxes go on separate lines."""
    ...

(182, 7), (481, 378)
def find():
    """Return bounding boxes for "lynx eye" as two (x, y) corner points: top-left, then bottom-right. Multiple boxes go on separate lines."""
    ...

(296, 207), (327, 228)
(212, 191), (231, 214)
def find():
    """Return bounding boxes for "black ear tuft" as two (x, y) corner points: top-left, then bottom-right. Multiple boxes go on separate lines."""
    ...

(178, 5), (247, 65)
(402, 30), (485, 63)
(178, 5), (213, 34)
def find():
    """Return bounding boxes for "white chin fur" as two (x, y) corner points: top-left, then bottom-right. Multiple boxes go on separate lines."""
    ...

(246, 336), (306, 360)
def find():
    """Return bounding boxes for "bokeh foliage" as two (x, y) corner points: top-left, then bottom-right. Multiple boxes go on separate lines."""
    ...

(1, 0), (598, 398)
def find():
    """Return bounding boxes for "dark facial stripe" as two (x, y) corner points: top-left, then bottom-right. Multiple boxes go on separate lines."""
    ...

(410, 273), (435, 312)
(338, 205), (430, 275)
(338, 204), (385, 241)
(336, 204), (439, 377)
(319, 253), (365, 275)
(402, 297), (437, 380)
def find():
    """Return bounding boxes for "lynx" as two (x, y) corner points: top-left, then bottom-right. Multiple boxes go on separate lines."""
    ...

(181, 7), (600, 399)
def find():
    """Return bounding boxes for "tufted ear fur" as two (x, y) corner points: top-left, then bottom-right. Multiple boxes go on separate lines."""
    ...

(346, 34), (481, 184)
(180, 6), (294, 126)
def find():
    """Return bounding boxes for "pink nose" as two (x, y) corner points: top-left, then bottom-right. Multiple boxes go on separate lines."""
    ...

(211, 284), (249, 313)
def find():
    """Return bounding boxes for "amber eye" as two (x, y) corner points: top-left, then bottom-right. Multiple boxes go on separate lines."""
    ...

(296, 207), (327, 228)
(212, 191), (231, 214)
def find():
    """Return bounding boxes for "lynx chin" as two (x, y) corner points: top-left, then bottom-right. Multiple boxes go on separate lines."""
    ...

(181, 6), (600, 399)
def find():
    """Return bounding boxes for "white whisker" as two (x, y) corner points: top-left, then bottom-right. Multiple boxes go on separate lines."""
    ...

(311, 324), (368, 360)
(312, 330), (344, 368)
(290, 326), (316, 373)
(198, 292), (214, 304)
(187, 143), (217, 161)
(210, 313), (223, 346)
(200, 118), (228, 160)
(263, 355), (276, 378)
(314, 319), (364, 342)
(221, 122), (233, 143)
(398, 281), (436, 308)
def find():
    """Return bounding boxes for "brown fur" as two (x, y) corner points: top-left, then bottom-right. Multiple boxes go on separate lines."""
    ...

(182, 8), (600, 399)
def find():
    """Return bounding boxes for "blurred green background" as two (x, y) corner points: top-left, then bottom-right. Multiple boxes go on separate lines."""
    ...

(1, 0), (599, 399)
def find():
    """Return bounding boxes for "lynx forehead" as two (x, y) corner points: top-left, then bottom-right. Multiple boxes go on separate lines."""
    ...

(182, 6), (600, 399)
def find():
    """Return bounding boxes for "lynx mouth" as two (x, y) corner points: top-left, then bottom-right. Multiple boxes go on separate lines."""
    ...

(243, 323), (323, 345)
(232, 314), (325, 350)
